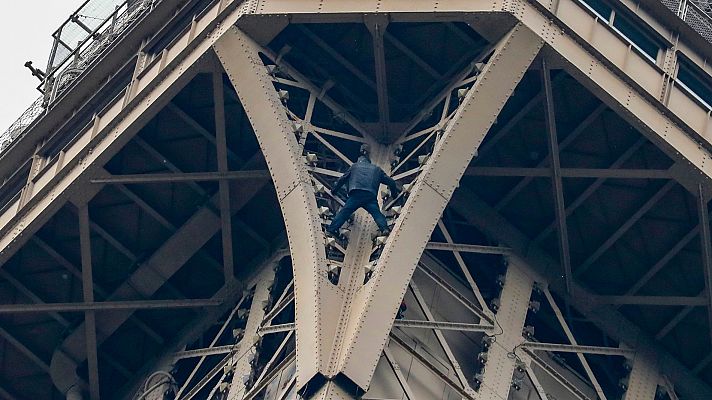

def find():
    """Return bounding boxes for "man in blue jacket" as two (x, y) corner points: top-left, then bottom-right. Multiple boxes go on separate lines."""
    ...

(326, 146), (400, 236)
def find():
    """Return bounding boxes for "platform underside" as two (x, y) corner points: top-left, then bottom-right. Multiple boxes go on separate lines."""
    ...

(0, 2), (711, 400)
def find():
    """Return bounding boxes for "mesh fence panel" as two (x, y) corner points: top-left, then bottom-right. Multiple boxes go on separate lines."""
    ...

(661, 0), (682, 13)
(0, 97), (45, 153)
(55, 0), (130, 69)
(686, 5), (712, 42)
(0, 0), (159, 156)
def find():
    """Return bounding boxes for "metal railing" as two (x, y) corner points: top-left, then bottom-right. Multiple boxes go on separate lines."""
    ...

(0, 0), (161, 154)
(663, 0), (712, 42)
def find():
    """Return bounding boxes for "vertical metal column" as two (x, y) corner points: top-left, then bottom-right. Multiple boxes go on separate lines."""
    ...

(478, 257), (533, 399)
(624, 347), (660, 400)
(227, 269), (276, 400)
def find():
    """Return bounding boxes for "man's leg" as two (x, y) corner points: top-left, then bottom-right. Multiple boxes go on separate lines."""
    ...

(362, 198), (389, 232)
(327, 195), (361, 234)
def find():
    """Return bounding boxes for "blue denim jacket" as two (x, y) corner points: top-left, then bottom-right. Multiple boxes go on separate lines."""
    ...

(333, 156), (399, 196)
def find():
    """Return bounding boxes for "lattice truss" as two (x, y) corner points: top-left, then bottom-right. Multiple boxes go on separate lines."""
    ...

(3, 1), (712, 400)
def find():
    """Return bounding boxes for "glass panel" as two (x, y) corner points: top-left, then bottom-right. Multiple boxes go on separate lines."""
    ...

(581, 0), (613, 19)
(677, 60), (712, 107)
(612, 15), (660, 60)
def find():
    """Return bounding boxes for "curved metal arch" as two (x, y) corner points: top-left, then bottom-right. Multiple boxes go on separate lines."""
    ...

(214, 27), (339, 388)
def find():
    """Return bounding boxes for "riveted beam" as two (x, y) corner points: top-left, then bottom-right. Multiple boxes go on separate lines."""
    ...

(0, 299), (222, 313)
(522, 342), (634, 357)
(478, 258), (534, 399)
(225, 270), (276, 400)
(90, 170), (270, 184)
(624, 347), (660, 400)
(337, 25), (543, 389)
(465, 167), (673, 179)
(214, 28), (335, 388)
(392, 319), (493, 332)
(425, 242), (512, 254)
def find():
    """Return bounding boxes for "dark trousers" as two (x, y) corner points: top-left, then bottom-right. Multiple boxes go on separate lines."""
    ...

(328, 190), (388, 232)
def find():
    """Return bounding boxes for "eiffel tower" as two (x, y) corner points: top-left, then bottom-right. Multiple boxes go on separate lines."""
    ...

(1, 0), (712, 399)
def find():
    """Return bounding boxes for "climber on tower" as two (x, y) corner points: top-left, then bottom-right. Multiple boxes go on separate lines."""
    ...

(326, 144), (400, 236)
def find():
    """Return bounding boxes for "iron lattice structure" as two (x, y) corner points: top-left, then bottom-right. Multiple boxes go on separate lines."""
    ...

(3, 0), (712, 399)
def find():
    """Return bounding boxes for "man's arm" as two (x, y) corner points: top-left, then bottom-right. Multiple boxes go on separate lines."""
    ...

(332, 169), (350, 194)
(380, 170), (400, 196)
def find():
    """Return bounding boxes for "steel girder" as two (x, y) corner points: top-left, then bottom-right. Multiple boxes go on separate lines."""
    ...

(226, 268), (276, 400)
(478, 259), (533, 399)
(213, 28), (335, 389)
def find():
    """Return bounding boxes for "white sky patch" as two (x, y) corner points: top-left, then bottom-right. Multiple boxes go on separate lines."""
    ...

(0, 1), (84, 131)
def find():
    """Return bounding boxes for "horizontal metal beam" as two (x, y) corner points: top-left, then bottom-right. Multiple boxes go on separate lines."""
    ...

(0, 299), (221, 314)
(522, 342), (635, 357)
(393, 319), (493, 332)
(174, 345), (234, 360)
(90, 170), (270, 184)
(425, 242), (512, 254)
(465, 167), (672, 179)
(258, 323), (296, 336)
(590, 295), (707, 306)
